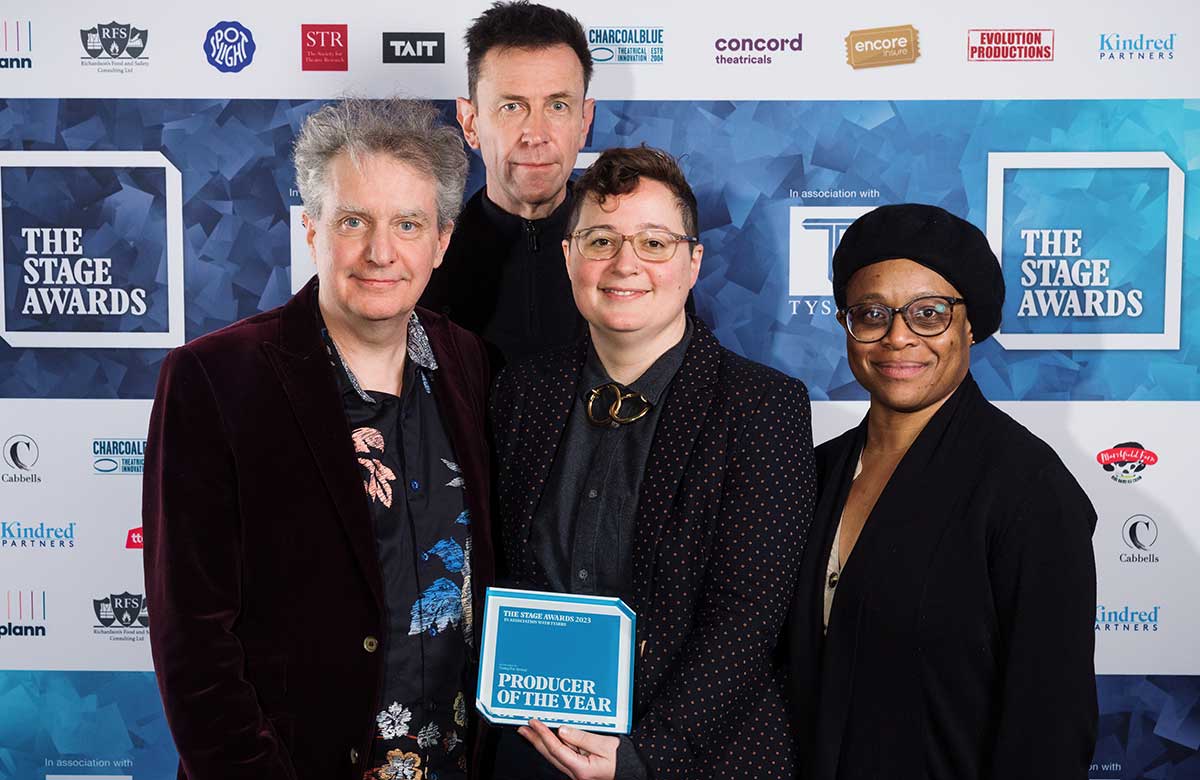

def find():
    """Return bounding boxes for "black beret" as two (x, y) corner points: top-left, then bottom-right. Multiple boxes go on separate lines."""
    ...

(832, 204), (1005, 343)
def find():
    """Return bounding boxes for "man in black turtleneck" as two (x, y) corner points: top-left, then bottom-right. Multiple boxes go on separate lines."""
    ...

(420, 1), (595, 366)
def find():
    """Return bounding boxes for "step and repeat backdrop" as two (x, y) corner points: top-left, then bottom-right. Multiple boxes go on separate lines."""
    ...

(1, 1), (1198, 778)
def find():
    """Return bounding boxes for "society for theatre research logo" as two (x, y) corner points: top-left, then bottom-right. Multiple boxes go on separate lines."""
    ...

(205, 20), (255, 73)
(987, 152), (1183, 350)
(1, 590), (47, 639)
(1096, 442), (1158, 484)
(0, 150), (184, 349)
(80, 21), (149, 73)
(93, 437), (146, 474)
(588, 26), (664, 64)
(94, 591), (149, 641)
(302, 24), (347, 71)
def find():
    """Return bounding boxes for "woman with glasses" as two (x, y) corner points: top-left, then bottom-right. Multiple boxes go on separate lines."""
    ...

(490, 146), (816, 780)
(787, 204), (1098, 779)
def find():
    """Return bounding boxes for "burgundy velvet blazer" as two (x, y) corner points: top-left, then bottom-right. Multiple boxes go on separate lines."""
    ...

(142, 278), (494, 780)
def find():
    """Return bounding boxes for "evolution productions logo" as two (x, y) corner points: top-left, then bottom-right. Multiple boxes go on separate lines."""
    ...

(1097, 442), (1158, 484)
(968, 29), (1053, 61)
(588, 26), (664, 64)
(1119, 514), (1158, 564)
(2, 590), (47, 638)
(80, 21), (149, 73)
(3, 433), (41, 483)
(205, 20), (255, 73)
(987, 151), (1183, 350)
(0, 150), (185, 349)
(93, 591), (149, 641)
(93, 437), (146, 474)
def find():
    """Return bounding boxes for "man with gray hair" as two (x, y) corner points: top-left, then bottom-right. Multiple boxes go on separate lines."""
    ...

(143, 98), (494, 780)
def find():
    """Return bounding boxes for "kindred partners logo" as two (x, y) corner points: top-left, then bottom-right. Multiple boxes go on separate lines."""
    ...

(1099, 33), (1176, 62)
(80, 21), (150, 73)
(94, 591), (149, 641)
(1119, 514), (1158, 564)
(1, 20), (34, 71)
(3, 433), (41, 483)
(588, 26), (664, 64)
(205, 20), (255, 73)
(968, 29), (1053, 62)
(1, 521), (76, 549)
(2, 589), (47, 638)
(302, 24), (347, 71)
(93, 437), (146, 475)
(1097, 442), (1158, 484)
(382, 33), (445, 64)
(845, 25), (919, 69)
(1096, 604), (1160, 632)
(713, 34), (802, 66)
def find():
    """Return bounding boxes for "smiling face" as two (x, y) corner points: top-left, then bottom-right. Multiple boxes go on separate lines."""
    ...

(306, 150), (452, 332)
(841, 258), (973, 414)
(565, 178), (702, 342)
(457, 44), (594, 219)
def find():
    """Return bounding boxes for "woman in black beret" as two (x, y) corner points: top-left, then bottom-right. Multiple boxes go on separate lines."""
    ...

(787, 204), (1098, 779)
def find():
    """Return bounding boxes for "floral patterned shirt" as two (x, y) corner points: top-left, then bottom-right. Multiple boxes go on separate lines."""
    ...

(324, 313), (472, 780)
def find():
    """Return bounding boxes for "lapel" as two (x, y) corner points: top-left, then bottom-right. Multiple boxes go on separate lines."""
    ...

(814, 375), (983, 779)
(263, 278), (384, 609)
(628, 319), (721, 615)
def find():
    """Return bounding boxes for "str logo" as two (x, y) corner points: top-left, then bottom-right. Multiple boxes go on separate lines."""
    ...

(788, 206), (873, 316)
(382, 33), (445, 64)
(126, 526), (143, 549)
(205, 20), (255, 73)
(80, 21), (149, 59)
(1, 20), (33, 70)
(1, 589), (47, 638)
(302, 24), (347, 71)
(1097, 442), (1158, 484)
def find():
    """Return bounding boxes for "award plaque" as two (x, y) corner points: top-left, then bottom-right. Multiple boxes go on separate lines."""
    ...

(476, 587), (636, 733)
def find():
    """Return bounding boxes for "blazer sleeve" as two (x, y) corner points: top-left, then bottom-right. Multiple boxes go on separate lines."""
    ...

(987, 464), (1098, 779)
(142, 346), (298, 780)
(632, 378), (817, 775)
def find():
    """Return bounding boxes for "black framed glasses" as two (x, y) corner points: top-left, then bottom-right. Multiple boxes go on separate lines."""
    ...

(569, 228), (697, 262)
(841, 295), (966, 343)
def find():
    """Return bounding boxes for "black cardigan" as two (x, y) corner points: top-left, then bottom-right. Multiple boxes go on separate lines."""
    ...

(787, 374), (1098, 780)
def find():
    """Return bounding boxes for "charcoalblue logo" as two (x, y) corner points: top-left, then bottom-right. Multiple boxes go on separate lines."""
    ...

(2, 589), (47, 638)
(987, 151), (1183, 351)
(1099, 33), (1176, 62)
(587, 26), (664, 64)
(713, 34), (802, 65)
(1, 521), (76, 549)
(787, 206), (874, 317)
(1095, 604), (1160, 632)
(382, 32), (445, 64)
(0, 150), (185, 349)
(1119, 514), (1158, 564)
(93, 591), (149, 641)
(80, 21), (149, 73)
(1097, 442), (1157, 484)
(93, 437), (146, 475)
(2, 433), (41, 483)
(1, 20), (33, 70)
(205, 20), (255, 73)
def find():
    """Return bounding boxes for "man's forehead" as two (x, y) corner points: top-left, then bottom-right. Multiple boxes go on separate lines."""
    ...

(477, 44), (585, 96)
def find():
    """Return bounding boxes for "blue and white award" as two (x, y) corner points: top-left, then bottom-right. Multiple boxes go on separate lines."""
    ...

(476, 587), (636, 733)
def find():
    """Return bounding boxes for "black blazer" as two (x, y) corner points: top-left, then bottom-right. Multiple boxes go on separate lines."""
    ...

(787, 374), (1097, 780)
(143, 278), (495, 780)
(490, 318), (817, 779)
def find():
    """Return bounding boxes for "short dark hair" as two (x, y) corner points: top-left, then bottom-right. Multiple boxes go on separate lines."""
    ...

(567, 146), (699, 239)
(465, 1), (593, 100)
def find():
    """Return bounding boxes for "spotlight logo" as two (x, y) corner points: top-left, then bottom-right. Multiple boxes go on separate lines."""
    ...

(0, 150), (184, 349)
(2, 434), (41, 484)
(1097, 442), (1158, 484)
(987, 152), (1183, 350)
(205, 21), (255, 73)
(587, 26), (664, 64)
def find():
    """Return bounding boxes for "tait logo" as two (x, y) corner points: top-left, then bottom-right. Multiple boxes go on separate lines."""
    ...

(302, 24), (347, 71)
(382, 33), (445, 64)
(205, 21), (255, 73)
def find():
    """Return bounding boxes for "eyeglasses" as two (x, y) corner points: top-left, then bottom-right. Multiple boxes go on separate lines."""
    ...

(840, 295), (966, 343)
(569, 228), (697, 263)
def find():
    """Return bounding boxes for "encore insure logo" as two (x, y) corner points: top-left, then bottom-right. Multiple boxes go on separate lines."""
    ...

(967, 29), (1053, 61)
(302, 24), (347, 71)
(845, 25), (919, 69)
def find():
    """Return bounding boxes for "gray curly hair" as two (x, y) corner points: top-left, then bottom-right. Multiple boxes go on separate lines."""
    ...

(293, 98), (468, 230)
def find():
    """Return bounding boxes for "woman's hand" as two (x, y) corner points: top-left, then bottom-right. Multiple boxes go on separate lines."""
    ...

(518, 719), (619, 780)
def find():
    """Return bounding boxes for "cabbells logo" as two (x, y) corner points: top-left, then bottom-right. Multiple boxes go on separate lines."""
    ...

(2, 433), (41, 483)
(1119, 514), (1158, 564)
(93, 591), (149, 641)
(1, 521), (76, 549)
(1097, 442), (1158, 484)
(0, 150), (185, 349)
(205, 21), (255, 73)
(1095, 604), (1160, 632)
(80, 21), (149, 73)
(987, 151), (1183, 350)
(93, 438), (146, 474)
(2, 589), (47, 638)
(588, 26), (664, 64)
(1099, 33), (1176, 62)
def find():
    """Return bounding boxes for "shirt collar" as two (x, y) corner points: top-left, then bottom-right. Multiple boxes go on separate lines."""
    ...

(579, 317), (694, 407)
(318, 305), (438, 405)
